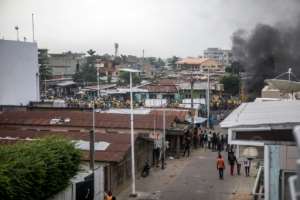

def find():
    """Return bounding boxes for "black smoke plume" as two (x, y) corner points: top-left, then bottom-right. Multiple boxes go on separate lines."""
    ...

(232, 15), (300, 96)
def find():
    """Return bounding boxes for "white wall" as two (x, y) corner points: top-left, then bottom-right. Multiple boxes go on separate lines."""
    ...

(0, 40), (39, 105)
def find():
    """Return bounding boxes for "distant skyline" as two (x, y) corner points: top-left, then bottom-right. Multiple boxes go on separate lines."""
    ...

(0, 0), (299, 58)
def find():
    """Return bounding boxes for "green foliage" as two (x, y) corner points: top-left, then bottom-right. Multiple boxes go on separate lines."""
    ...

(167, 56), (179, 69)
(73, 64), (97, 83)
(0, 137), (81, 200)
(73, 49), (98, 83)
(118, 71), (141, 85)
(220, 74), (241, 96)
(87, 49), (96, 56)
(225, 61), (244, 75)
(39, 64), (52, 80)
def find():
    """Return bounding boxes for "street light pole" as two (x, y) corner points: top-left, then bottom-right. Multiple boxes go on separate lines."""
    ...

(119, 68), (140, 197)
(207, 68), (210, 128)
(15, 26), (19, 41)
(129, 71), (136, 196)
(97, 67), (100, 98)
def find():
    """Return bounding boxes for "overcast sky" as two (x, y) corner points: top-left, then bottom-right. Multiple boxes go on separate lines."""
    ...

(0, 0), (299, 58)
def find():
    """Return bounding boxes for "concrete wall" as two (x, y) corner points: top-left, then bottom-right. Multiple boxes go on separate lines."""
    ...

(0, 40), (39, 105)
(49, 53), (85, 77)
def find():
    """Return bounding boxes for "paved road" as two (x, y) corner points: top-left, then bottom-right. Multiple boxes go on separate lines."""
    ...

(160, 150), (254, 200)
(118, 149), (255, 200)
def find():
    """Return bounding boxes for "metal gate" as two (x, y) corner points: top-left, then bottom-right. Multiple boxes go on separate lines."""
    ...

(75, 173), (94, 200)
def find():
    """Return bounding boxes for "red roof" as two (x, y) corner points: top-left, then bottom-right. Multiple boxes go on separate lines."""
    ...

(0, 110), (179, 130)
(0, 129), (133, 163)
(140, 84), (178, 93)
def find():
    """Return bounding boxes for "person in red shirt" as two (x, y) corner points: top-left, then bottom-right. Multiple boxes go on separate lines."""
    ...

(216, 154), (225, 179)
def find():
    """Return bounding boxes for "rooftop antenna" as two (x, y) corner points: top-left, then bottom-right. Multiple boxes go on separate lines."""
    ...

(14, 26), (19, 41)
(288, 68), (292, 81)
(32, 13), (35, 42)
(273, 67), (296, 81)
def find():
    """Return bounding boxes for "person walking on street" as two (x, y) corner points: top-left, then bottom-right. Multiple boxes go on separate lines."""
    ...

(216, 154), (225, 179)
(193, 127), (198, 149)
(236, 157), (243, 175)
(212, 132), (217, 151)
(203, 131), (208, 150)
(228, 151), (237, 176)
(183, 131), (191, 157)
(208, 132), (212, 149)
(244, 158), (251, 176)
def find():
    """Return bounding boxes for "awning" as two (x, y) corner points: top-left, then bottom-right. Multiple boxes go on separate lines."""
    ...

(186, 117), (207, 124)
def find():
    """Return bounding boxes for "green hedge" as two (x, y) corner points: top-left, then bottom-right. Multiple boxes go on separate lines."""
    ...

(0, 137), (82, 200)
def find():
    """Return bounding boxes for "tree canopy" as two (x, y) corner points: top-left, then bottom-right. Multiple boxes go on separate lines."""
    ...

(73, 49), (98, 84)
(220, 74), (241, 96)
(0, 137), (81, 200)
(118, 71), (141, 85)
(167, 56), (179, 69)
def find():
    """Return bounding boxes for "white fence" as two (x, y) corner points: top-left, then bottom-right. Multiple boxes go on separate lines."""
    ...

(49, 167), (104, 200)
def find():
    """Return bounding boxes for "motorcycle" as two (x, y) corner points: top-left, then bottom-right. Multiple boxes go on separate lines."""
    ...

(141, 161), (150, 177)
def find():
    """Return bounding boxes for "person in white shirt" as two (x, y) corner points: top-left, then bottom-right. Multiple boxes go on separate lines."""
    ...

(244, 158), (251, 176)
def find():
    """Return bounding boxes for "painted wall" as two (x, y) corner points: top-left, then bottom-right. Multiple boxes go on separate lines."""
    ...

(0, 40), (39, 105)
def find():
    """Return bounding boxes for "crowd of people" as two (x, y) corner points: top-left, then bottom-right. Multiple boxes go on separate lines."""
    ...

(181, 127), (252, 180)
(182, 127), (229, 158)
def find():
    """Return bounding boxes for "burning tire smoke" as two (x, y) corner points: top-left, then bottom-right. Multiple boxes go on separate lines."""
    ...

(232, 7), (300, 95)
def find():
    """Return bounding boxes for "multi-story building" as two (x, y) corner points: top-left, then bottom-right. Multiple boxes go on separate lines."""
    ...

(0, 40), (39, 105)
(48, 51), (86, 78)
(203, 48), (233, 66)
(176, 57), (225, 74)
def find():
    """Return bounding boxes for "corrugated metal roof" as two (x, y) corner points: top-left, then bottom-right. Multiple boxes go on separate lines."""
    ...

(0, 110), (182, 130)
(0, 129), (133, 162)
(220, 101), (300, 128)
(140, 84), (178, 93)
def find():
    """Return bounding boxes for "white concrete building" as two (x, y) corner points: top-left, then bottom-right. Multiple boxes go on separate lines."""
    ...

(0, 40), (39, 105)
(203, 48), (232, 66)
(220, 100), (300, 200)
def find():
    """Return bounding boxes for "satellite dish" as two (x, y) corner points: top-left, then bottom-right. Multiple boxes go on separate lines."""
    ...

(265, 68), (300, 93)
(265, 79), (300, 93)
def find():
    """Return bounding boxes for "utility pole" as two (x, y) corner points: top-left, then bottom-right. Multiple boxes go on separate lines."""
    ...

(190, 67), (195, 127)
(161, 109), (166, 169)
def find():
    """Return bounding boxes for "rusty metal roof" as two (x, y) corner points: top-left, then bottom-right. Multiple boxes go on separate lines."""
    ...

(0, 129), (133, 163)
(0, 110), (181, 130)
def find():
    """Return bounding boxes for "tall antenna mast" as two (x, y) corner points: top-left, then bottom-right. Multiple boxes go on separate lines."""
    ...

(288, 68), (292, 81)
(32, 13), (35, 42)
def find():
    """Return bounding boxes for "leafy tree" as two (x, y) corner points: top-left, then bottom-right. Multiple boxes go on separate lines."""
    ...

(118, 71), (141, 85)
(38, 49), (52, 80)
(167, 56), (179, 69)
(73, 65), (97, 83)
(39, 64), (52, 80)
(147, 57), (156, 65)
(225, 61), (244, 75)
(87, 49), (96, 56)
(156, 58), (165, 67)
(0, 137), (81, 200)
(73, 49), (98, 84)
(220, 74), (241, 96)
